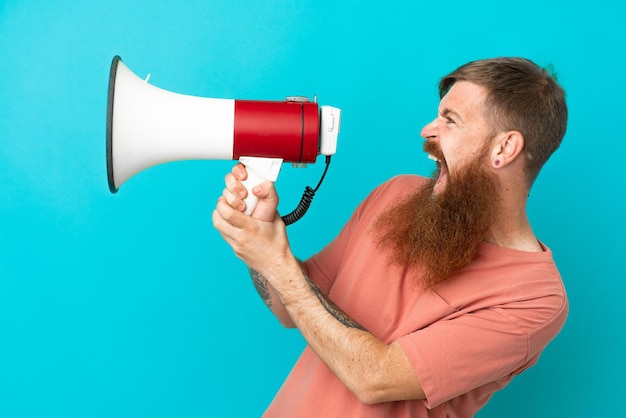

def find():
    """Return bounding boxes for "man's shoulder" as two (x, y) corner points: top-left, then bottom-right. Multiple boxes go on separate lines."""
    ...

(347, 175), (429, 225)
(372, 174), (429, 198)
(384, 174), (430, 187)
(438, 244), (568, 343)
(359, 175), (428, 211)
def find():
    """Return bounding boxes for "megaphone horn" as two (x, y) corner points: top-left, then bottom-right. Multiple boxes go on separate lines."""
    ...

(106, 56), (341, 217)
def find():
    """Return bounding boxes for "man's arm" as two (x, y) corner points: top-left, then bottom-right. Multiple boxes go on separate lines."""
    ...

(212, 164), (425, 404)
(249, 267), (295, 328)
(249, 255), (362, 330)
(260, 254), (425, 405)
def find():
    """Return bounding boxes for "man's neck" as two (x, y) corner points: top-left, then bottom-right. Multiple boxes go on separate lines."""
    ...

(485, 191), (543, 252)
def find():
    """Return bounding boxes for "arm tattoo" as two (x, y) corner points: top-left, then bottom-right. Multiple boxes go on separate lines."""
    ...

(302, 272), (366, 331)
(249, 268), (366, 331)
(249, 268), (272, 308)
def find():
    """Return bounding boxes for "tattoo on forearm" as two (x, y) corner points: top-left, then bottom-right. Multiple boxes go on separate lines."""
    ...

(302, 272), (366, 331)
(249, 268), (365, 331)
(249, 268), (272, 308)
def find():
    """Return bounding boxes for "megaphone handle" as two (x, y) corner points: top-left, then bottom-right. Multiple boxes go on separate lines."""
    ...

(240, 171), (263, 216)
(239, 157), (283, 216)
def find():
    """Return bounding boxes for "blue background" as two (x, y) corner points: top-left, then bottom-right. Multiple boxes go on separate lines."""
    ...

(0, 0), (623, 416)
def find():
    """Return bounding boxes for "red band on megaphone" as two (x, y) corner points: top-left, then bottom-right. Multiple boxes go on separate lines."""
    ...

(233, 100), (319, 163)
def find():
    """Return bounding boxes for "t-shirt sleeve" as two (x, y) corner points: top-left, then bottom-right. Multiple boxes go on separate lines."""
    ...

(397, 292), (531, 408)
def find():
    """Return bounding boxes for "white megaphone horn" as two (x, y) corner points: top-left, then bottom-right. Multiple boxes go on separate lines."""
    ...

(106, 55), (341, 222)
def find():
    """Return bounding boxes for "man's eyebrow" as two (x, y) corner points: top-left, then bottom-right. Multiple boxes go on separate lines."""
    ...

(441, 108), (464, 123)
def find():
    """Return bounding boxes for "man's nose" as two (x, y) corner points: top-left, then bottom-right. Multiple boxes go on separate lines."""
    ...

(420, 119), (438, 141)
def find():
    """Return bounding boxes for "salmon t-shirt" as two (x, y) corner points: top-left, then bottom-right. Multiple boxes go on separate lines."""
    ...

(264, 175), (568, 418)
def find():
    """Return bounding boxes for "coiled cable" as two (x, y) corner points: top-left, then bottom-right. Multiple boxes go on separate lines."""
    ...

(281, 155), (332, 226)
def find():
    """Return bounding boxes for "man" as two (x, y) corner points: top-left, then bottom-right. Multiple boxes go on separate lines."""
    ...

(212, 57), (569, 417)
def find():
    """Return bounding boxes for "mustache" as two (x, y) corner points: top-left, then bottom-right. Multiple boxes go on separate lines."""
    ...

(423, 141), (445, 163)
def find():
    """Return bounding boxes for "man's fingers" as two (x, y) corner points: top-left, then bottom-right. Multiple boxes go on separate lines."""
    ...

(252, 181), (279, 206)
(214, 196), (251, 230)
(225, 172), (247, 200)
(232, 163), (248, 181)
(212, 202), (233, 236)
(222, 188), (246, 212)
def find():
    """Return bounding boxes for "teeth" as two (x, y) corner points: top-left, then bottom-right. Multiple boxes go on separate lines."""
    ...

(428, 154), (439, 162)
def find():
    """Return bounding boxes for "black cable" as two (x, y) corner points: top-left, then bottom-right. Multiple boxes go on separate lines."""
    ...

(281, 155), (332, 226)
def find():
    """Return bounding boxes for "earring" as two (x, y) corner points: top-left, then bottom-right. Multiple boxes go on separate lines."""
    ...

(494, 159), (501, 167)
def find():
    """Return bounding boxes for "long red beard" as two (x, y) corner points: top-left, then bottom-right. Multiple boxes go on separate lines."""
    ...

(372, 153), (500, 289)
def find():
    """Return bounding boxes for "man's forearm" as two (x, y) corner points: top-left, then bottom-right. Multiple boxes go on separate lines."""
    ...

(268, 263), (424, 404)
(250, 268), (272, 308)
(249, 268), (295, 328)
(300, 271), (366, 331)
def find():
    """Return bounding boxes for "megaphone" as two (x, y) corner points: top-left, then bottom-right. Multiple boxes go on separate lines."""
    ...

(106, 55), (341, 221)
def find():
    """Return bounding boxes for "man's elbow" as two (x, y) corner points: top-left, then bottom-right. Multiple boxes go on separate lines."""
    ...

(349, 363), (426, 405)
(352, 381), (407, 405)
(277, 315), (296, 328)
(353, 387), (388, 406)
(353, 384), (426, 406)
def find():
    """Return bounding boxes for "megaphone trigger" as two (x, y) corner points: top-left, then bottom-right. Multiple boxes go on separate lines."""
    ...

(238, 156), (283, 216)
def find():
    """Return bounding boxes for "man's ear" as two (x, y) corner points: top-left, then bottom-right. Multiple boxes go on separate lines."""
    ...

(490, 131), (524, 169)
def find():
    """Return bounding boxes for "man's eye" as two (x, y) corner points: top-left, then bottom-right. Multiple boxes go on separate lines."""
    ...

(446, 117), (455, 124)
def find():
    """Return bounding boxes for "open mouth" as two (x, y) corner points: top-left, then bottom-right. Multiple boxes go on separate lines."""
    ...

(427, 153), (448, 194)
(423, 141), (448, 193)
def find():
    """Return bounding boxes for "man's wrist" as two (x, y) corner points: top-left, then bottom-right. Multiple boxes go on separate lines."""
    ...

(268, 259), (311, 306)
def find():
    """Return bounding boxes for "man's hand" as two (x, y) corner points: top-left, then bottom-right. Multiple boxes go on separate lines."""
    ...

(222, 163), (278, 222)
(212, 163), (291, 275)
